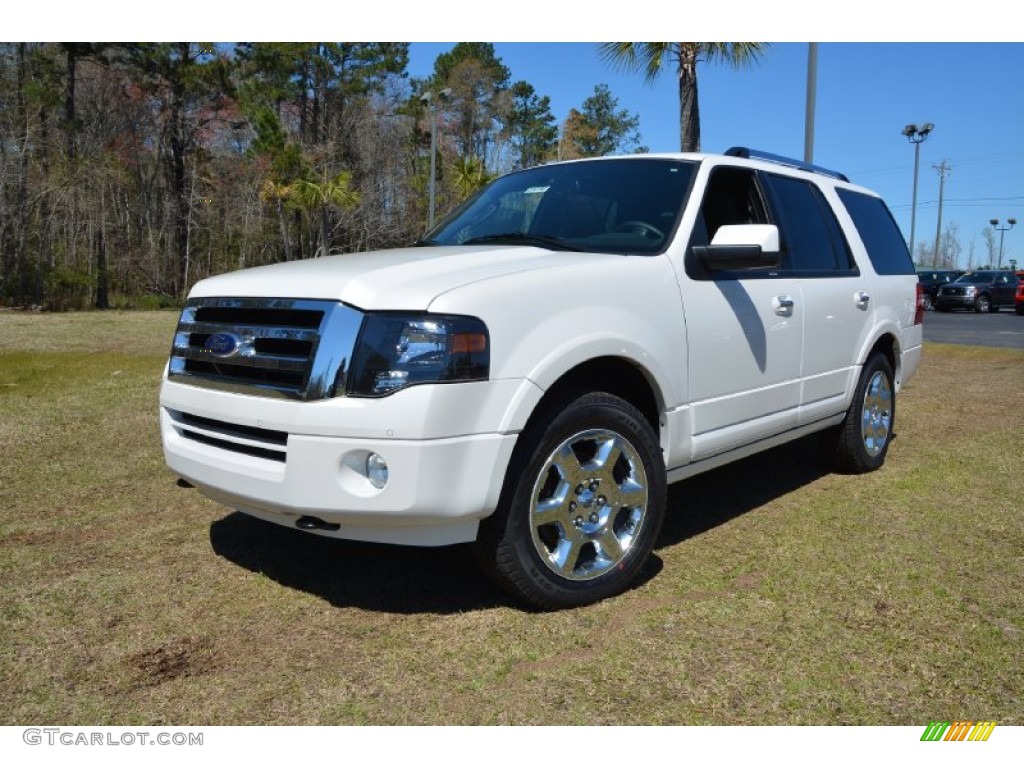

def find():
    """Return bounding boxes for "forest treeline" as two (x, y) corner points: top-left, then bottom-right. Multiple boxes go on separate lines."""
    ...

(0, 42), (645, 309)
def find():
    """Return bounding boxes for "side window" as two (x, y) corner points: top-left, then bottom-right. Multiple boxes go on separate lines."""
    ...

(686, 166), (771, 279)
(686, 165), (770, 278)
(691, 166), (768, 247)
(763, 174), (851, 273)
(836, 189), (915, 276)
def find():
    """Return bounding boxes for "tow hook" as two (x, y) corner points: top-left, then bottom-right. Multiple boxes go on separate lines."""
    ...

(295, 516), (341, 532)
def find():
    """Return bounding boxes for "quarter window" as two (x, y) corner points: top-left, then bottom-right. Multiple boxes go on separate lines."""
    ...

(836, 189), (915, 276)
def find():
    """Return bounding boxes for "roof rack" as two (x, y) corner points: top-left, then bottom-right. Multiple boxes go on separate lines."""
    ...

(724, 147), (849, 182)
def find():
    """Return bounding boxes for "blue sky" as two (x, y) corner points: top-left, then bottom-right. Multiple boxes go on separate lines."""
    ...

(408, 42), (1024, 268)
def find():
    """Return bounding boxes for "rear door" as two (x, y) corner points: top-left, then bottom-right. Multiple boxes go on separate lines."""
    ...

(760, 174), (873, 425)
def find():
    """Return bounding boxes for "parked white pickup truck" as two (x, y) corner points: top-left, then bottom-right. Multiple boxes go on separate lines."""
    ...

(160, 148), (923, 608)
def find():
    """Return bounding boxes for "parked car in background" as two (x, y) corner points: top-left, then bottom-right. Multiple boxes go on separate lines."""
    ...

(916, 269), (963, 310)
(935, 270), (1020, 313)
(1016, 281), (1024, 315)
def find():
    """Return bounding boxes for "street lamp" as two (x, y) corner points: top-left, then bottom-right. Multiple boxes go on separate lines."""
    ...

(902, 123), (934, 261)
(420, 88), (451, 229)
(989, 218), (1016, 268)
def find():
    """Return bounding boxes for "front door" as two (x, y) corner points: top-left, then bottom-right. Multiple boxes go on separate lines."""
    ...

(680, 164), (803, 462)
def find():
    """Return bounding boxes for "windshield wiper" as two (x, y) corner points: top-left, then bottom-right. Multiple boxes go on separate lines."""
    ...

(460, 233), (583, 252)
(413, 238), (438, 247)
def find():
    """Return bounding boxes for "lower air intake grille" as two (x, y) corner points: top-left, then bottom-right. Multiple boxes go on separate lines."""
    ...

(169, 410), (288, 462)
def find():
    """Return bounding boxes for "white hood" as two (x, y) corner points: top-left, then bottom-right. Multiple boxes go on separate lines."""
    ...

(188, 245), (608, 311)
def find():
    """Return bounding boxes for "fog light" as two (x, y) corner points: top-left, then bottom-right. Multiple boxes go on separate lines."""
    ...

(366, 453), (388, 489)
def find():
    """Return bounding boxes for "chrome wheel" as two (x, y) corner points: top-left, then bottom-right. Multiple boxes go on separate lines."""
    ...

(529, 428), (649, 581)
(860, 371), (892, 458)
(827, 353), (896, 474)
(475, 392), (665, 609)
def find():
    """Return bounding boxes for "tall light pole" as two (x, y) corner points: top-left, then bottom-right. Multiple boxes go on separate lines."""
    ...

(804, 43), (818, 164)
(902, 123), (934, 261)
(990, 218), (1016, 268)
(420, 88), (451, 230)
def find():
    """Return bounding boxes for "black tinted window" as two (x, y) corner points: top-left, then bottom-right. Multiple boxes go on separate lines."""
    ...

(693, 166), (768, 245)
(686, 165), (769, 274)
(836, 189), (914, 275)
(765, 174), (849, 272)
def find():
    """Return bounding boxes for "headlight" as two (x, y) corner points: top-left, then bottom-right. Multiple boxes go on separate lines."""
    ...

(965, 286), (978, 296)
(347, 313), (490, 396)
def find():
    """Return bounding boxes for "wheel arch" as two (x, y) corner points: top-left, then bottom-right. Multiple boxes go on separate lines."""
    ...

(532, 356), (664, 435)
(490, 355), (666, 524)
(860, 331), (901, 391)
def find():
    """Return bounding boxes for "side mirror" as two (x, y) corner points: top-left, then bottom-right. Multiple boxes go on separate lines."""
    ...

(693, 224), (781, 271)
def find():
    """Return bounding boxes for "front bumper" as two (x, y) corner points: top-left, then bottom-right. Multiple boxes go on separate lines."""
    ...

(160, 378), (526, 546)
(935, 294), (976, 310)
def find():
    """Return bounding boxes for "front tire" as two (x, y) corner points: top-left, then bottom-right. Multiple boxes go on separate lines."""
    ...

(826, 353), (895, 474)
(475, 392), (666, 610)
(975, 294), (991, 313)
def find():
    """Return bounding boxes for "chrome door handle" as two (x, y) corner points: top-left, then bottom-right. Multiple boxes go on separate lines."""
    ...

(855, 291), (870, 310)
(773, 295), (795, 315)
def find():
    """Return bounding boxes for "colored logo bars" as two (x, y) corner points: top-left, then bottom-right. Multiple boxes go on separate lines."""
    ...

(920, 721), (997, 742)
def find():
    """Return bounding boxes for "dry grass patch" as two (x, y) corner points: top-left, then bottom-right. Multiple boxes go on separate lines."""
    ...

(1, 312), (1021, 725)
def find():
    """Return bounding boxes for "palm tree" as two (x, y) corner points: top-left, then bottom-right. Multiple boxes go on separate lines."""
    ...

(599, 43), (770, 153)
(450, 157), (494, 202)
(287, 171), (361, 258)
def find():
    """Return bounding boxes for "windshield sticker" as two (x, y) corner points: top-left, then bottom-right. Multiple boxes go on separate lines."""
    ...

(524, 186), (550, 194)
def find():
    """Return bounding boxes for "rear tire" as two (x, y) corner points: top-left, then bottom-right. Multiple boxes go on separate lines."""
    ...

(826, 353), (895, 474)
(475, 392), (665, 610)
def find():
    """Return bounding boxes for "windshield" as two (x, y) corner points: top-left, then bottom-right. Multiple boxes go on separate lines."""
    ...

(955, 271), (996, 283)
(423, 158), (696, 255)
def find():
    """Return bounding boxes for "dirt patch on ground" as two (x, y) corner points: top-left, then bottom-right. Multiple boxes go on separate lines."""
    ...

(126, 637), (219, 688)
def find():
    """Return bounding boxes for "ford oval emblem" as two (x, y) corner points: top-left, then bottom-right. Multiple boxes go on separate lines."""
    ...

(206, 332), (239, 357)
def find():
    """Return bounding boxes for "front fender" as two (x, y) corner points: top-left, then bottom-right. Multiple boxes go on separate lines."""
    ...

(428, 254), (688, 433)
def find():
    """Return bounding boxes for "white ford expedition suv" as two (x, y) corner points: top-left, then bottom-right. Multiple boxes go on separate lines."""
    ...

(160, 148), (923, 609)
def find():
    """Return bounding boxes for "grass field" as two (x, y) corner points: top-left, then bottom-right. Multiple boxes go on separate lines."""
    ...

(1, 310), (1021, 725)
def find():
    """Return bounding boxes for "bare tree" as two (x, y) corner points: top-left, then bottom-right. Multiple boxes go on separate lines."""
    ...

(939, 222), (962, 269)
(982, 226), (998, 268)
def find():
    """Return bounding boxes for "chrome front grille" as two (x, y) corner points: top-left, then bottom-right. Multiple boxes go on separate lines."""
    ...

(168, 298), (364, 400)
